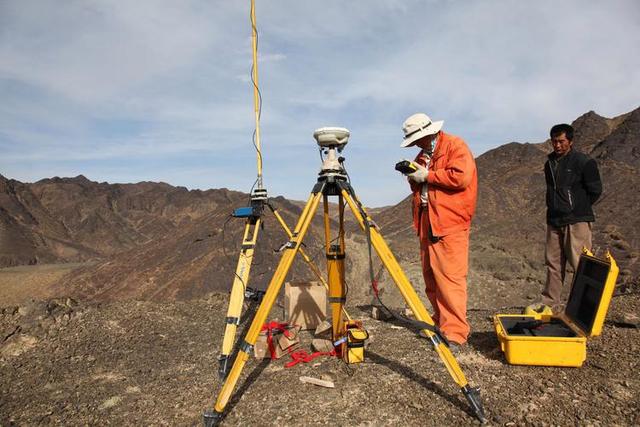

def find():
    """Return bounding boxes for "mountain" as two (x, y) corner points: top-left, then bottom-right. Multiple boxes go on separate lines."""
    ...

(49, 194), (334, 301)
(472, 108), (640, 286)
(0, 175), (244, 267)
(1, 107), (638, 304)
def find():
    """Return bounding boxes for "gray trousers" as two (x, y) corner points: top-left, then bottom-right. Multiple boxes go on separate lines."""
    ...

(542, 222), (593, 308)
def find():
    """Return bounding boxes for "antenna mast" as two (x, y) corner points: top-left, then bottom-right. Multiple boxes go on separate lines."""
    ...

(250, 0), (263, 190)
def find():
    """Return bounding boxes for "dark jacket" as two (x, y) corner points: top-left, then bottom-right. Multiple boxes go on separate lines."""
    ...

(545, 149), (602, 227)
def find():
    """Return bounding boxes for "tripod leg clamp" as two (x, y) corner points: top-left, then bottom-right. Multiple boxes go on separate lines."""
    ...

(225, 316), (240, 325)
(403, 317), (450, 348)
(203, 409), (223, 427)
(239, 340), (254, 355)
(218, 355), (230, 380)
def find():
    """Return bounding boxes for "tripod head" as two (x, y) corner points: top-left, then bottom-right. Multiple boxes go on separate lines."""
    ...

(313, 127), (350, 179)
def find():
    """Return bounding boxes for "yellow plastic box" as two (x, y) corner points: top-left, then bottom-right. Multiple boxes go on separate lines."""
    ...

(342, 320), (369, 364)
(494, 251), (619, 367)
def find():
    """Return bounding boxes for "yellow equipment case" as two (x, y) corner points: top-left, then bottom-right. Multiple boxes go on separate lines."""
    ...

(342, 320), (369, 364)
(494, 250), (619, 367)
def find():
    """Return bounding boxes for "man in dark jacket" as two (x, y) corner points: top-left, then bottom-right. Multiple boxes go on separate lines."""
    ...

(538, 123), (602, 311)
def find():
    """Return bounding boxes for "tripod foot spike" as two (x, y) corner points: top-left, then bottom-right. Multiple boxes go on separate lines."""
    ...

(462, 385), (486, 423)
(203, 409), (222, 427)
(218, 356), (230, 380)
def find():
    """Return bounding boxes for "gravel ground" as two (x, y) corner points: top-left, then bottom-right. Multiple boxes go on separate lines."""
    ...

(1, 291), (638, 426)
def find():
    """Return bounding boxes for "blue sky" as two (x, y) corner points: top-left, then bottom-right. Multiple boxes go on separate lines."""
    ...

(1, 1), (639, 207)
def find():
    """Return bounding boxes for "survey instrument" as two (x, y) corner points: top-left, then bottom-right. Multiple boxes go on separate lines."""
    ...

(395, 159), (418, 175)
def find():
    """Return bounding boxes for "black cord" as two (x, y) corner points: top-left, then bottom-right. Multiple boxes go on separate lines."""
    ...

(248, 178), (258, 202)
(340, 202), (350, 300)
(221, 214), (247, 292)
(341, 157), (351, 184)
(221, 215), (233, 259)
(347, 184), (448, 345)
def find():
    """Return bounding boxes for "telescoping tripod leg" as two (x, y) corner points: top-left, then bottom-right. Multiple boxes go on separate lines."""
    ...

(339, 183), (486, 423)
(324, 194), (347, 348)
(204, 189), (325, 426)
(218, 217), (261, 378)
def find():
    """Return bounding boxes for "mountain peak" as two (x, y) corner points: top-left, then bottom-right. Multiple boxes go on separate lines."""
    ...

(570, 110), (611, 152)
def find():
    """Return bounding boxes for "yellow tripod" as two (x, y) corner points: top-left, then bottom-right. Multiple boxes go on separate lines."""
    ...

(218, 0), (351, 378)
(205, 128), (486, 424)
(218, 191), (351, 377)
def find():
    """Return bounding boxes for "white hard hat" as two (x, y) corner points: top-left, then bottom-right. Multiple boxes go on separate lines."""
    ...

(401, 113), (444, 148)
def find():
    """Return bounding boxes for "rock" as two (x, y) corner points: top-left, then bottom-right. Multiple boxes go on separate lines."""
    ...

(314, 320), (332, 339)
(299, 376), (335, 388)
(371, 306), (392, 320)
(621, 313), (640, 328)
(312, 338), (334, 353)
(99, 396), (122, 410)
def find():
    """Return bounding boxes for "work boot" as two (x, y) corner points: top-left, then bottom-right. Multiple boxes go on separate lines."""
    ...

(448, 342), (467, 356)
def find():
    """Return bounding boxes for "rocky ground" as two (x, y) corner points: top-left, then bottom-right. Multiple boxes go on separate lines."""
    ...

(1, 288), (638, 426)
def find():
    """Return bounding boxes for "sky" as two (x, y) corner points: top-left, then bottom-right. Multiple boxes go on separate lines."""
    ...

(1, 1), (639, 207)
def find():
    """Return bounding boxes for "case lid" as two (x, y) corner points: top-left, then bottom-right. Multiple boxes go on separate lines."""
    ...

(564, 251), (619, 337)
(347, 328), (369, 341)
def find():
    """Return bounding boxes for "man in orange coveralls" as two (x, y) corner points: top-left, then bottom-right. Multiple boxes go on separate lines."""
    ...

(401, 113), (478, 348)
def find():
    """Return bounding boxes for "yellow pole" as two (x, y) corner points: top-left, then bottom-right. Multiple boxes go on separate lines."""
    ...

(250, 0), (263, 188)
(326, 195), (346, 352)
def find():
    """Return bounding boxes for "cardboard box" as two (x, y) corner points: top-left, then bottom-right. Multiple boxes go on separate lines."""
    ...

(277, 325), (302, 354)
(254, 324), (302, 359)
(284, 281), (327, 330)
(254, 331), (271, 359)
(494, 251), (619, 367)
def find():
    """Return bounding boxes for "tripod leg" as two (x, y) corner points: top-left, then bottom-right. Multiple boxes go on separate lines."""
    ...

(206, 190), (324, 423)
(325, 194), (347, 351)
(340, 187), (486, 423)
(218, 218), (261, 378)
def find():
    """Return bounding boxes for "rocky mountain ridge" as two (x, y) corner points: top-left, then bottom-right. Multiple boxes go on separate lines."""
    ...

(0, 174), (246, 267)
(1, 107), (638, 303)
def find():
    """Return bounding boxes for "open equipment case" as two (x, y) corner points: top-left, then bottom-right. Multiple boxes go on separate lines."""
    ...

(494, 250), (619, 367)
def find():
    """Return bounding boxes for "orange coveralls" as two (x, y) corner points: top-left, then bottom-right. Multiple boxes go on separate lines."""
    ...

(409, 131), (477, 344)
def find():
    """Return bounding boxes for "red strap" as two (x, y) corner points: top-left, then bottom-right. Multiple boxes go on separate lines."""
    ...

(285, 349), (336, 368)
(261, 321), (289, 334)
(371, 279), (379, 298)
